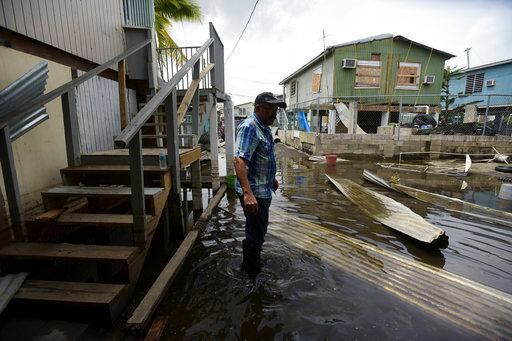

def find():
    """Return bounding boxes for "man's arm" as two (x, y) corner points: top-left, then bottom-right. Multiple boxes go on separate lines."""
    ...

(234, 157), (258, 214)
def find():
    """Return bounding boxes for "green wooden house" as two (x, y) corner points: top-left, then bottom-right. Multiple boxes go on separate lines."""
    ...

(279, 34), (454, 132)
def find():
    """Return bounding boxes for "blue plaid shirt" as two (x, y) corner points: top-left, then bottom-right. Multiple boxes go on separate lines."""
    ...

(235, 113), (276, 199)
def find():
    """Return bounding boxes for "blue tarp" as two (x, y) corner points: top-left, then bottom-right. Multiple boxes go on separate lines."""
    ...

(298, 111), (311, 132)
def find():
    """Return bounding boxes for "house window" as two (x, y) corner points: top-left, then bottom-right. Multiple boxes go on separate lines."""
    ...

(396, 62), (421, 89)
(465, 73), (485, 94)
(371, 53), (381, 61)
(311, 66), (322, 93)
(290, 80), (297, 96)
(355, 60), (381, 88)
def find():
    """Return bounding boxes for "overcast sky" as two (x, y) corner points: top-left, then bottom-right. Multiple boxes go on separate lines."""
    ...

(171, 0), (512, 105)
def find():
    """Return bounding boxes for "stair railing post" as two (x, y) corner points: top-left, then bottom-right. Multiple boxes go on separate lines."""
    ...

(208, 93), (220, 191)
(61, 88), (81, 166)
(0, 126), (26, 241)
(224, 95), (235, 176)
(118, 59), (128, 129)
(129, 130), (146, 246)
(165, 88), (185, 236)
(191, 60), (203, 216)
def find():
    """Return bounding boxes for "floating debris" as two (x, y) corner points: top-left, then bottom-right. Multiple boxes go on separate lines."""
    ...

(326, 175), (446, 245)
(269, 209), (512, 340)
(363, 169), (512, 228)
(378, 155), (471, 177)
(308, 155), (348, 163)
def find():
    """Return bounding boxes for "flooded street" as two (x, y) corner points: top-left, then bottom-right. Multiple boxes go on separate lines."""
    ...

(155, 144), (512, 339)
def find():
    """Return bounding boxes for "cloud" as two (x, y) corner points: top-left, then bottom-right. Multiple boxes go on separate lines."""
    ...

(170, 0), (512, 105)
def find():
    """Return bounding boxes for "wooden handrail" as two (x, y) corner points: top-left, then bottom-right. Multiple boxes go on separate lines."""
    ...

(3, 39), (151, 125)
(115, 38), (214, 148)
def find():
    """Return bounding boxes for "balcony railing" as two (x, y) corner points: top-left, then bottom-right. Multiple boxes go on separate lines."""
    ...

(158, 47), (212, 90)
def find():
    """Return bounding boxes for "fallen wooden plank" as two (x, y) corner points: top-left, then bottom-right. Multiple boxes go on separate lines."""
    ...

(144, 316), (168, 341)
(0, 272), (28, 314)
(326, 175), (446, 244)
(363, 169), (512, 228)
(126, 184), (227, 331)
(126, 230), (199, 331)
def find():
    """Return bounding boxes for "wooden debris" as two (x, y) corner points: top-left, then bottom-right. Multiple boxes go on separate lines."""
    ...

(144, 316), (169, 341)
(126, 184), (227, 331)
(326, 175), (446, 244)
(363, 169), (512, 228)
(34, 209), (65, 222)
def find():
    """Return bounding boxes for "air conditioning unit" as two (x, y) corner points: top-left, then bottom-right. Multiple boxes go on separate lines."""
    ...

(423, 75), (435, 84)
(486, 79), (496, 87)
(342, 58), (357, 68)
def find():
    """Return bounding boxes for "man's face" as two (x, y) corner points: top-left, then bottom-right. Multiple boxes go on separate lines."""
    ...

(256, 103), (278, 126)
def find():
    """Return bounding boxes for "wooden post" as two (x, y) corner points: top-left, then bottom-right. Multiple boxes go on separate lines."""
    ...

(208, 93), (220, 190)
(61, 90), (81, 166)
(129, 131), (146, 246)
(118, 59), (128, 129)
(0, 127), (25, 240)
(348, 101), (358, 135)
(224, 96), (235, 176)
(165, 89), (185, 235)
(191, 60), (203, 214)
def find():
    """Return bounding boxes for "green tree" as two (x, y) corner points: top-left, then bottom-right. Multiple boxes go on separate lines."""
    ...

(155, 0), (202, 49)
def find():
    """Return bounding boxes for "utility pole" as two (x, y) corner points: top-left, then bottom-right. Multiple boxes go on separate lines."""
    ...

(464, 47), (472, 69)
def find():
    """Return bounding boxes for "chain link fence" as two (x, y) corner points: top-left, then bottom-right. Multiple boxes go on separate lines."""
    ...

(277, 94), (512, 138)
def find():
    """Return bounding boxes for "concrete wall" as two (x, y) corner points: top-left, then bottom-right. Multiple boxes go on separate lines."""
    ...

(278, 129), (512, 158)
(0, 47), (69, 213)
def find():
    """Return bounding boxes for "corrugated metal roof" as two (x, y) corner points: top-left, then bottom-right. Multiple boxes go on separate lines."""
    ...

(455, 58), (512, 73)
(0, 61), (49, 137)
(279, 34), (455, 84)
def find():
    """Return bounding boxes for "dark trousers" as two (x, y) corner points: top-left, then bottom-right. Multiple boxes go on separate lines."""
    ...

(239, 196), (272, 251)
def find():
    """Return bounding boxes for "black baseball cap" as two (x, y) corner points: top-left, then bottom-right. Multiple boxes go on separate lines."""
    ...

(254, 92), (287, 109)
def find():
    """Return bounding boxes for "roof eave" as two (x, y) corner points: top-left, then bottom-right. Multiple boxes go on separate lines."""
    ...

(393, 36), (455, 58)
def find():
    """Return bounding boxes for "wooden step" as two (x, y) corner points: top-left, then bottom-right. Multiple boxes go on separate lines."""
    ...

(80, 147), (201, 168)
(56, 213), (153, 227)
(14, 280), (128, 321)
(61, 165), (169, 174)
(42, 186), (163, 199)
(15, 280), (127, 306)
(0, 242), (140, 264)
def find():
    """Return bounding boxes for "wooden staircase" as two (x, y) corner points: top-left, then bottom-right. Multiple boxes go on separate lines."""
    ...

(0, 154), (176, 322)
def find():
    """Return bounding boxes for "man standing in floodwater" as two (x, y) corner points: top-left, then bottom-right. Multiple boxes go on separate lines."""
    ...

(234, 92), (286, 274)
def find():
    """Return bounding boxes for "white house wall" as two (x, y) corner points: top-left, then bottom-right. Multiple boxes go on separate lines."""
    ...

(76, 71), (138, 153)
(0, 0), (125, 64)
(285, 54), (334, 108)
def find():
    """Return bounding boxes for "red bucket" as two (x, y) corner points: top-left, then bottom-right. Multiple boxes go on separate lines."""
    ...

(325, 154), (337, 166)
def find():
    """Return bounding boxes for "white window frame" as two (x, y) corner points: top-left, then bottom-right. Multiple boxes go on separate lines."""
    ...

(355, 60), (381, 89)
(395, 62), (421, 90)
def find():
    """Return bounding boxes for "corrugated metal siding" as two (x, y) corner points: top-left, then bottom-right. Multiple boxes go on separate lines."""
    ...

(0, 0), (125, 64)
(123, 0), (154, 28)
(76, 71), (138, 153)
(333, 38), (447, 105)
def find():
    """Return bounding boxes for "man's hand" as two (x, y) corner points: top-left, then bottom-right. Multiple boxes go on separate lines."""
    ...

(244, 192), (259, 215)
(273, 178), (279, 192)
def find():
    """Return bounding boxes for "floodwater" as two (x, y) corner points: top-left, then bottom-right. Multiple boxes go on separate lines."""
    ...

(155, 144), (512, 340)
(1, 144), (510, 340)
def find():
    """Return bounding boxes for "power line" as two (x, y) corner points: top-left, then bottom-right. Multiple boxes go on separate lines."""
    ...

(225, 0), (260, 65)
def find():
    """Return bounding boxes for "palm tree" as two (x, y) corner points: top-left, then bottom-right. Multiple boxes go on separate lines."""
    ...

(154, 0), (202, 49)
